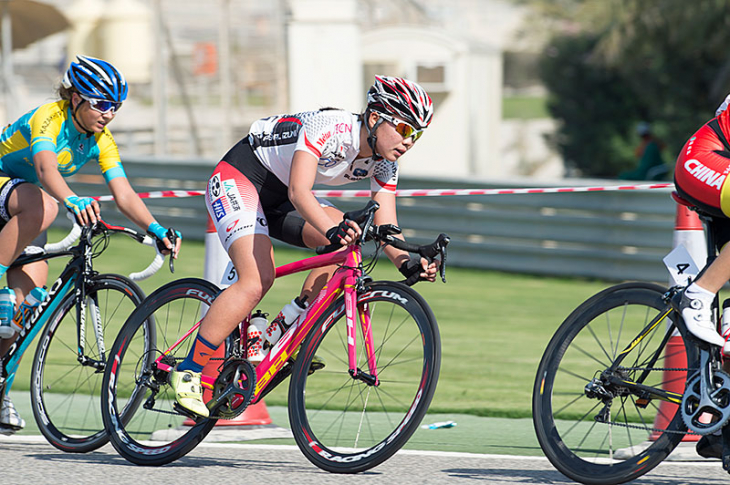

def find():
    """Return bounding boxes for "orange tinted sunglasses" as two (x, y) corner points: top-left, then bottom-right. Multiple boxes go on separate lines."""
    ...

(378, 112), (424, 142)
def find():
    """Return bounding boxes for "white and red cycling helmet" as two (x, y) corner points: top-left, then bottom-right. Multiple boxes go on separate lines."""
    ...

(367, 75), (433, 129)
(364, 76), (433, 157)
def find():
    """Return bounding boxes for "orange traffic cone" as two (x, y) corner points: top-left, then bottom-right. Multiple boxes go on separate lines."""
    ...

(650, 202), (706, 441)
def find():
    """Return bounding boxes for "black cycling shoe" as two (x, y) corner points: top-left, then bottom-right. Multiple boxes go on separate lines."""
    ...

(697, 433), (723, 459)
(723, 425), (730, 473)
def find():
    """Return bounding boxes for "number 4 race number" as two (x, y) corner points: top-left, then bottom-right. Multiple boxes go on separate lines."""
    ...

(663, 245), (701, 286)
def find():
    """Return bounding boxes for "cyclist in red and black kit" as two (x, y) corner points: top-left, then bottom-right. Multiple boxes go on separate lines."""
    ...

(169, 76), (440, 417)
(675, 94), (730, 466)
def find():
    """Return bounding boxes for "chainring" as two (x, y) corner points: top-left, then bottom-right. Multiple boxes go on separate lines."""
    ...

(210, 359), (256, 420)
(682, 369), (730, 435)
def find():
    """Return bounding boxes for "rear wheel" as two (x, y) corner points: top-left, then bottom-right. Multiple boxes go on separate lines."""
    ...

(101, 278), (220, 466)
(532, 282), (698, 485)
(288, 281), (441, 473)
(31, 274), (145, 453)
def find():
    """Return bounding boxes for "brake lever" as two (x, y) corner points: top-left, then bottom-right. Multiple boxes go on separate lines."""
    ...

(439, 241), (448, 283)
(437, 234), (450, 283)
(166, 228), (177, 273)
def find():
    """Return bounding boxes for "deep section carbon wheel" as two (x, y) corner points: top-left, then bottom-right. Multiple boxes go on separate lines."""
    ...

(31, 274), (145, 453)
(533, 282), (699, 485)
(288, 281), (441, 473)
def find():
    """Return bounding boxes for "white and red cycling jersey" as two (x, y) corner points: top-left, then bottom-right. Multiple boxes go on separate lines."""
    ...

(248, 109), (399, 194)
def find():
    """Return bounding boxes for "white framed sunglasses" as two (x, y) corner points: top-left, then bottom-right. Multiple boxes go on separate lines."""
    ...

(80, 94), (122, 114)
(377, 112), (424, 142)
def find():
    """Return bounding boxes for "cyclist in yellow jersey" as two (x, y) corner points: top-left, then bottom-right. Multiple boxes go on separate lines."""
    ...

(0, 56), (181, 435)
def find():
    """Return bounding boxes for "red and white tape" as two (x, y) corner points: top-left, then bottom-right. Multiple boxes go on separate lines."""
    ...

(92, 183), (674, 202)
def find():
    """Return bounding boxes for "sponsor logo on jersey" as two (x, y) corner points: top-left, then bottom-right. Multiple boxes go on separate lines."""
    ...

(209, 174), (222, 198)
(318, 158), (337, 168)
(211, 197), (227, 221)
(224, 223), (254, 243)
(334, 123), (351, 134)
(316, 131), (332, 147)
(684, 159), (726, 190)
(223, 181), (242, 211)
(226, 219), (239, 232)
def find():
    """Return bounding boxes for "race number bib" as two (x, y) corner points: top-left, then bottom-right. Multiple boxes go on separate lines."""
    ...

(663, 244), (700, 286)
(221, 260), (238, 286)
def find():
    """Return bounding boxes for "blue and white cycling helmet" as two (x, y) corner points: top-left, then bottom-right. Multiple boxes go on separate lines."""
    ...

(62, 55), (128, 103)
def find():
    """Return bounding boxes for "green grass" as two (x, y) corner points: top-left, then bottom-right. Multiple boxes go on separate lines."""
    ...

(502, 96), (550, 119)
(6, 227), (614, 420)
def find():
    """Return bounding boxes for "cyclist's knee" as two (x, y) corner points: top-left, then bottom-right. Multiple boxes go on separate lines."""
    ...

(10, 186), (57, 229)
(41, 194), (59, 228)
(229, 277), (273, 304)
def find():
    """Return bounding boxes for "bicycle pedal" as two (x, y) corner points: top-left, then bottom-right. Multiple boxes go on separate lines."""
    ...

(172, 402), (207, 422)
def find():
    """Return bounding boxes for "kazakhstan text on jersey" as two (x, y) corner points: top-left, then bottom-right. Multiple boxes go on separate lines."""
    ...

(0, 100), (126, 185)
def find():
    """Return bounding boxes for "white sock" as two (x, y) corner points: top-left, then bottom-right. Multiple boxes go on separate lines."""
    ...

(686, 283), (715, 304)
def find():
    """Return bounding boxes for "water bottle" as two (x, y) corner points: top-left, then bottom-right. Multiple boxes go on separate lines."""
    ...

(0, 287), (16, 339)
(246, 310), (269, 363)
(10, 287), (48, 334)
(265, 296), (308, 346)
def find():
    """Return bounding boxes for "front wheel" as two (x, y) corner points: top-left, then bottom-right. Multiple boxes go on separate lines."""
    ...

(101, 278), (220, 466)
(31, 274), (146, 453)
(532, 282), (698, 485)
(288, 281), (441, 473)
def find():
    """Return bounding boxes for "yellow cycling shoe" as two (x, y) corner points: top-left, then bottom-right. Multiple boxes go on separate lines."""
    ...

(170, 369), (209, 418)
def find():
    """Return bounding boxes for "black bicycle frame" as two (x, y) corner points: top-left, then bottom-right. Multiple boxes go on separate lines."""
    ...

(0, 232), (96, 396)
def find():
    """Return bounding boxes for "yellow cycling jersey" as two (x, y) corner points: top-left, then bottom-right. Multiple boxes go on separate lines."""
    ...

(0, 100), (126, 185)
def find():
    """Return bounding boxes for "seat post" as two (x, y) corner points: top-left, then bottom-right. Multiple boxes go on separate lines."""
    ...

(699, 214), (717, 268)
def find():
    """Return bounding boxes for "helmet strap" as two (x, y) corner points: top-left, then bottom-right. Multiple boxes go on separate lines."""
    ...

(364, 109), (384, 160)
(71, 97), (94, 137)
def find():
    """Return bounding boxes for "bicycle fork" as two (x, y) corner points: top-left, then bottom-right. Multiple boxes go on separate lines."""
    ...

(76, 287), (106, 372)
(346, 276), (380, 387)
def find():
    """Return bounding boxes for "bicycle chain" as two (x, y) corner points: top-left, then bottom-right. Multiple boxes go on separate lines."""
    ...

(597, 366), (699, 437)
(142, 357), (231, 418)
(598, 418), (697, 436)
(617, 367), (694, 372)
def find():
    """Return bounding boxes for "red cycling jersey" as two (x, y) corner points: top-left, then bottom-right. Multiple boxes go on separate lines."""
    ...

(675, 108), (730, 217)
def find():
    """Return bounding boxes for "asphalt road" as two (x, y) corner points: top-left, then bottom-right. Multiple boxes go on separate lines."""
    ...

(0, 435), (728, 485)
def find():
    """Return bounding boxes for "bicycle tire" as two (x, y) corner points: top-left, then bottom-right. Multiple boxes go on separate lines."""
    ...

(288, 280), (441, 473)
(30, 273), (146, 453)
(532, 282), (698, 485)
(101, 278), (220, 466)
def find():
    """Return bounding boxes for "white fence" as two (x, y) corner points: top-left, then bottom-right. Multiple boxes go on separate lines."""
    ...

(61, 158), (682, 283)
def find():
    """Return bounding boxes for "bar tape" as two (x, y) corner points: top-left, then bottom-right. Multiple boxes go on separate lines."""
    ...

(91, 183), (674, 202)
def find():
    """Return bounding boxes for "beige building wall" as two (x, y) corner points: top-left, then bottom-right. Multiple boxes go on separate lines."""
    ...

(362, 27), (501, 179)
(287, 0), (362, 113)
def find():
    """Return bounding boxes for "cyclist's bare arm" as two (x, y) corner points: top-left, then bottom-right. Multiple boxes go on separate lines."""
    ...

(107, 176), (181, 257)
(34, 150), (100, 225)
(289, 150), (360, 244)
(372, 190), (438, 282)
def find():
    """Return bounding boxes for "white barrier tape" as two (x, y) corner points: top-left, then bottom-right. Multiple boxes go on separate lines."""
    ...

(92, 183), (674, 202)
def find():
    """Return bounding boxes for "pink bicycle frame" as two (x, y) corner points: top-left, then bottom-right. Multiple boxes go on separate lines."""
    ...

(154, 243), (380, 404)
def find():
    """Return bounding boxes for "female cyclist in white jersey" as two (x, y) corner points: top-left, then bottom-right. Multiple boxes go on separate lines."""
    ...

(170, 76), (438, 417)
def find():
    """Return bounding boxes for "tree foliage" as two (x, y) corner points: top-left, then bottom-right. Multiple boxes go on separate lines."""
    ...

(516, 0), (730, 177)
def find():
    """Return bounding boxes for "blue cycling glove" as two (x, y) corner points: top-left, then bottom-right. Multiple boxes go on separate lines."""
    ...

(147, 222), (182, 251)
(63, 196), (95, 216)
